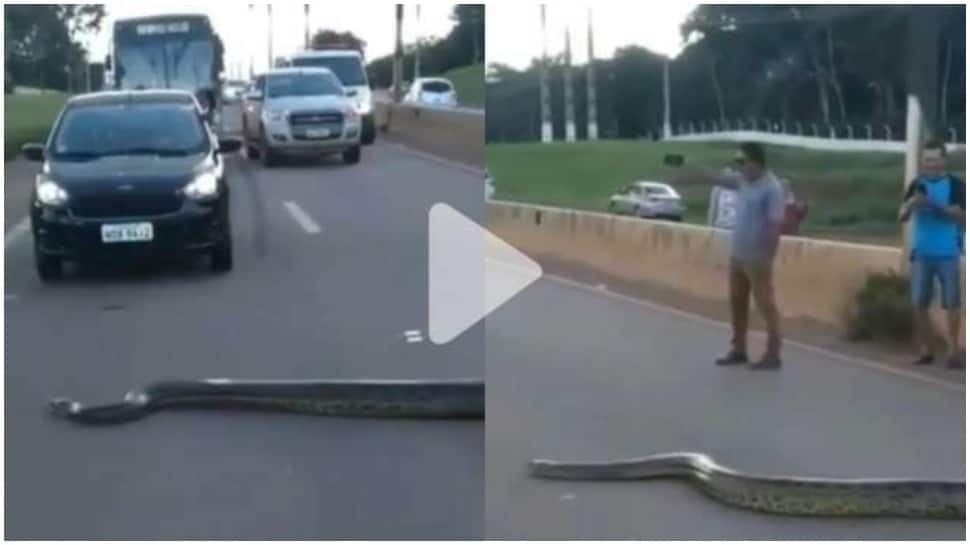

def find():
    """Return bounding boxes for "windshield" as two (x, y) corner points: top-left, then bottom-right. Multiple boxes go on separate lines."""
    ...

(422, 81), (453, 93)
(289, 56), (367, 86)
(267, 73), (342, 98)
(52, 103), (208, 159)
(115, 27), (215, 93)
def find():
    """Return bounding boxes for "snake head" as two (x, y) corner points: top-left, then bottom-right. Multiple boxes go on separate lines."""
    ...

(48, 398), (79, 419)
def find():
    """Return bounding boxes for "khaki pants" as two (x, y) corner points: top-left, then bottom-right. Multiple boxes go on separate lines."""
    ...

(729, 258), (782, 357)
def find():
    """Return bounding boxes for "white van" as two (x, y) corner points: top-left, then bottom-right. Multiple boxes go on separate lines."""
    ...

(285, 50), (375, 144)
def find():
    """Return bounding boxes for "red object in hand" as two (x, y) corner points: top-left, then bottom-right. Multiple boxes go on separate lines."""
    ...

(782, 201), (807, 235)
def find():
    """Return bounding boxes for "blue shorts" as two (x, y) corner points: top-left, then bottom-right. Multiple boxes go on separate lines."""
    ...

(910, 257), (962, 309)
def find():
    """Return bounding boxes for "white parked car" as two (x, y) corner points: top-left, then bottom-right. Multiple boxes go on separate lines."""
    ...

(608, 181), (686, 221)
(485, 170), (495, 200)
(404, 77), (458, 108)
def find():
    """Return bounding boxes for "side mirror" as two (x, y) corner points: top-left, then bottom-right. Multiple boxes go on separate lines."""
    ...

(22, 143), (45, 162)
(244, 90), (263, 102)
(218, 138), (242, 154)
(104, 54), (112, 71)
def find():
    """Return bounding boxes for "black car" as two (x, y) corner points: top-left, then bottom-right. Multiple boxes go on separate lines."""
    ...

(22, 90), (242, 281)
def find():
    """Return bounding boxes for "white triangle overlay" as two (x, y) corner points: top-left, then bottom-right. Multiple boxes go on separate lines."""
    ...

(428, 203), (543, 345)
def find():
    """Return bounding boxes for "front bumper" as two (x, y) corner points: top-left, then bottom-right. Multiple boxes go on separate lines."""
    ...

(263, 118), (361, 154)
(31, 199), (228, 262)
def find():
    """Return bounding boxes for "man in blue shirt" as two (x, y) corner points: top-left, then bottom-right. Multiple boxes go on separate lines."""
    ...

(899, 139), (965, 369)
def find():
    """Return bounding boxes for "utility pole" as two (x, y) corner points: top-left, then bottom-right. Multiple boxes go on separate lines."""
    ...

(304, 4), (311, 50)
(248, 4), (255, 77)
(901, 7), (942, 269)
(393, 4), (404, 102)
(564, 28), (575, 142)
(662, 58), (672, 139)
(267, 4), (274, 70)
(586, 8), (598, 141)
(414, 4), (421, 80)
(539, 5), (552, 143)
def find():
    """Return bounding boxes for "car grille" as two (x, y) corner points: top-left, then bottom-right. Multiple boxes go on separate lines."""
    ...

(289, 111), (343, 125)
(70, 193), (183, 218)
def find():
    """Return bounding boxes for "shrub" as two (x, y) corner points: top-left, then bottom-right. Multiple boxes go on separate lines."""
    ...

(845, 270), (913, 342)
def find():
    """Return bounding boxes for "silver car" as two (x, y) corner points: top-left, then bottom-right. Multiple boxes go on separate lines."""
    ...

(608, 181), (686, 221)
(241, 67), (361, 167)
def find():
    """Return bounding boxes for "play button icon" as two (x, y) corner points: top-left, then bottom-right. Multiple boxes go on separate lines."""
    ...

(429, 203), (543, 345)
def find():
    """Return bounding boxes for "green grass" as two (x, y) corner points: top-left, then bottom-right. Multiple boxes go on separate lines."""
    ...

(486, 140), (966, 245)
(442, 63), (484, 108)
(5, 92), (66, 160)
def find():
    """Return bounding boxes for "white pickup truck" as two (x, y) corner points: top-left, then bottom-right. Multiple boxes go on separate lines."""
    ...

(241, 67), (362, 167)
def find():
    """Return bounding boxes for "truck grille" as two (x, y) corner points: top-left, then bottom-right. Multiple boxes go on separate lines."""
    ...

(289, 111), (343, 125)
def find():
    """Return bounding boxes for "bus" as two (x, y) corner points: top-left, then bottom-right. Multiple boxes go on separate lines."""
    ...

(108, 14), (225, 123)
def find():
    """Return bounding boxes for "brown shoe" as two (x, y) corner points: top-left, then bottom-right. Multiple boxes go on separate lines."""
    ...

(716, 350), (748, 366)
(912, 353), (934, 366)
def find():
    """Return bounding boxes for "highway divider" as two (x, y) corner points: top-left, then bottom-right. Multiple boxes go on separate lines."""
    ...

(374, 99), (484, 168)
(487, 200), (964, 346)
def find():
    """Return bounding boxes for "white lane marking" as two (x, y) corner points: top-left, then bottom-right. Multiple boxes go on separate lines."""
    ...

(541, 273), (965, 393)
(404, 329), (425, 343)
(4, 218), (30, 250)
(559, 493), (576, 501)
(282, 201), (321, 234)
(594, 284), (608, 291)
(376, 141), (484, 177)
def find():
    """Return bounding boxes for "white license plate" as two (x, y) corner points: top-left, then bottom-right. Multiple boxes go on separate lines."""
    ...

(305, 128), (331, 138)
(101, 223), (154, 243)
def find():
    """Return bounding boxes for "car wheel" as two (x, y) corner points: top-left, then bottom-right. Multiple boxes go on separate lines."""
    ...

(608, 201), (617, 213)
(261, 132), (278, 167)
(211, 238), (233, 273)
(35, 246), (63, 282)
(632, 205), (641, 218)
(342, 145), (361, 165)
(362, 117), (376, 145)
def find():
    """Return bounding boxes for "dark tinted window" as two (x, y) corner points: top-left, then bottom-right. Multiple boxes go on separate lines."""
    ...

(52, 103), (208, 159)
(421, 81), (452, 93)
(290, 56), (366, 86)
(266, 73), (342, 98)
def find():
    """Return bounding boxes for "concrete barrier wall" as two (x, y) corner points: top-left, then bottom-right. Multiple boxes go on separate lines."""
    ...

(488, 201), (964, 342)
(374, 101), (484, 168)
(669, 131), (966, 154)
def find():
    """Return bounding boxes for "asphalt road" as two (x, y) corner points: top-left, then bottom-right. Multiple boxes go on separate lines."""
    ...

(4, 133), (485, 538)
(485, 277), (965, 540)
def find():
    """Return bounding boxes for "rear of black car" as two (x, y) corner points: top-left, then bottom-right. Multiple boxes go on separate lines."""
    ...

(23, 92), (241, 281)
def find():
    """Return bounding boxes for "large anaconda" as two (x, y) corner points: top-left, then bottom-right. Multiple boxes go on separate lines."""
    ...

(48, 378), (484, 424)
(529, 452), (965, 520)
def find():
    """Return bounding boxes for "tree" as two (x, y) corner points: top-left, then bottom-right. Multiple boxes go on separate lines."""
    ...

(5, 4), (105, 91)
(310, 29), (366, 54)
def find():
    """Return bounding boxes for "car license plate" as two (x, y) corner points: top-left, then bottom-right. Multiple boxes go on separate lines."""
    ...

(101, 223), (154, 244)
(305, 128), (331, 138)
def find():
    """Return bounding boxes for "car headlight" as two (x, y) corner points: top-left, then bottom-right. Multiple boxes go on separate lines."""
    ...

(357, 100), (372, 115)
(184, 171), (219, 200)
(344, 105), (361, 124)
(35, 174), (69, 207)
(263, 109), (286, 123)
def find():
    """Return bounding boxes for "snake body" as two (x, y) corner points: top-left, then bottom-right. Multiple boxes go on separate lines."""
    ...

(529, 452), (965, 519)
(48, 378), (484, 424)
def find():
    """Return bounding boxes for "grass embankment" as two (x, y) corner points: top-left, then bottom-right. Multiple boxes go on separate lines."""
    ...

(486, 140), (967, 245)
(5, 91), (65, 160)
(442, 63), (484, 109)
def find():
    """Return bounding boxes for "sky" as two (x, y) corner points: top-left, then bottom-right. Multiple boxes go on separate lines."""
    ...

(86, 2), (459, 78)
(486, 2), (699, 69)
